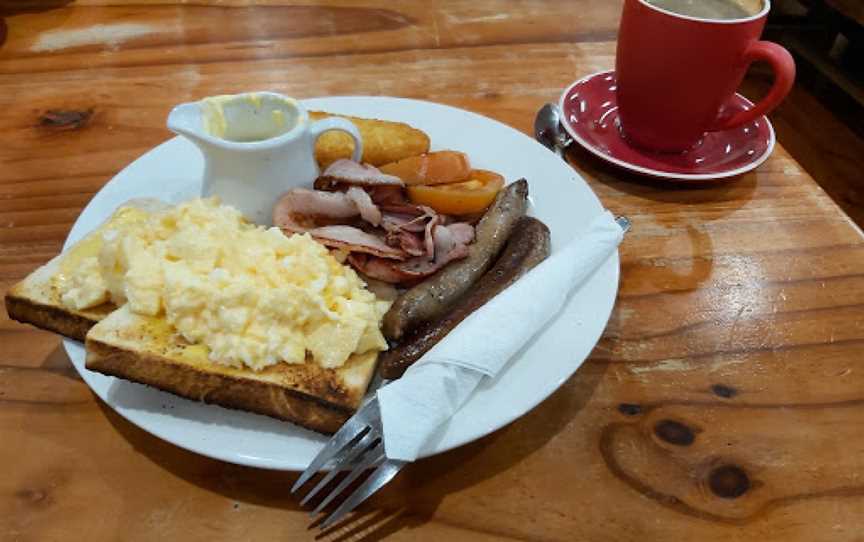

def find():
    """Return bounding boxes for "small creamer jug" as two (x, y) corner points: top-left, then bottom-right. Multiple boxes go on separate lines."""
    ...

(167, 91), (362, 225)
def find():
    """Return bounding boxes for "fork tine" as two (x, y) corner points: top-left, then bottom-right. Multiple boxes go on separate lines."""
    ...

(292, 424), (367, 494)
(319, 458), (407, 529)
(311, 441), (385, 515)
(299, 429), (378, 507)
(292, 401), (378, 493)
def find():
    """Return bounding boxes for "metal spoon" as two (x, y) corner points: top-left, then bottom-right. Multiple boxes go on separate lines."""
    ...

(533, 103), (573, 156)
(534, 104), (630, 234)
(615, 216), (631, 233)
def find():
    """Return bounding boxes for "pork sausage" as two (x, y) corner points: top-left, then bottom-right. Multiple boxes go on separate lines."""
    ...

(379, 216), (550, 378)
(382, 179), (529, 340)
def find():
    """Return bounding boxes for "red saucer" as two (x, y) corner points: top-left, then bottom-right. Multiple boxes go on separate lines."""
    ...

(558, 71), (775, 180)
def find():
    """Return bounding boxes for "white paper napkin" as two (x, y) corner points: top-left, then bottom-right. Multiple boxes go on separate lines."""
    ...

(376, 211), (624, 461)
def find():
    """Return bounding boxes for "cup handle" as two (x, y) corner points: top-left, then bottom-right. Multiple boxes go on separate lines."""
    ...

(308, 117), (364, 163)
(709, 41), (796, 132)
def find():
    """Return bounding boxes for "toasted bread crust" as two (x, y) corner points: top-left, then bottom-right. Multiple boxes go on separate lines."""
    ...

(85, 338), (352, 434)
(5, 293), (102, 341)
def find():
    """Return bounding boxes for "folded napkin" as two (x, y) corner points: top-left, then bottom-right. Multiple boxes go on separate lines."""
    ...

(377, 211), (624, 461)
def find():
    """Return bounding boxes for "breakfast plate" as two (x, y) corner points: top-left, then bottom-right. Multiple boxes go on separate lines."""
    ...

(62, 96), (619, 470)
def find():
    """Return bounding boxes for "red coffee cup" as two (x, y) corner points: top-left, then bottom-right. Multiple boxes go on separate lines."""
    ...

(615, 0), (795, 153)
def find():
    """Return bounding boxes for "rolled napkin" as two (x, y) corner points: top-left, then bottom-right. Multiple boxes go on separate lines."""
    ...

(377, 210), (625, 461)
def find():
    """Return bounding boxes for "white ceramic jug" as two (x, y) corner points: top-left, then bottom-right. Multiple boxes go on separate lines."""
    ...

(167, 92), (362, 225)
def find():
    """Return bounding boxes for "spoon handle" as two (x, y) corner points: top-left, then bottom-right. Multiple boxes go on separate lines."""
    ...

(615, 216), (632, 234)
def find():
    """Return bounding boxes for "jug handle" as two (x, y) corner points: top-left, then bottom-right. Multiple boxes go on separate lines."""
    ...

(308, 117), (363, 163)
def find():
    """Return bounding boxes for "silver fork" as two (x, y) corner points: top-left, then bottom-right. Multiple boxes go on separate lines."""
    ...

(291, 397), (406, 529)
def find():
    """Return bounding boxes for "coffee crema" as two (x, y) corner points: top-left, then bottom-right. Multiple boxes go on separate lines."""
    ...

(645, 0), (762, 20)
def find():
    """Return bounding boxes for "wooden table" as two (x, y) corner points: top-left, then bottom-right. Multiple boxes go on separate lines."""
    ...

(2, 1), (863, 540)
(825, 0), (864, 27)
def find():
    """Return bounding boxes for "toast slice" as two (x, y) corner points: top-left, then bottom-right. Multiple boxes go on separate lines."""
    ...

(85, 305), (377, 434)
(7, 197), (381, 433)
(5, 252), (116, 341)
(4, 199), (164, 341)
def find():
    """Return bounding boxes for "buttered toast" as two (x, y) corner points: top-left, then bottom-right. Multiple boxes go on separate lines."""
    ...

(5, 198), (385, 434)
(85, 306), (376, 433)
(5, 199), (164, 341)
(5, 253), (116, 341)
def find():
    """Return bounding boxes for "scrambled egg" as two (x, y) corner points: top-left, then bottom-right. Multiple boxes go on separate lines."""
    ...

(58, 198), (390, 370)
(57, 205), (152, 310)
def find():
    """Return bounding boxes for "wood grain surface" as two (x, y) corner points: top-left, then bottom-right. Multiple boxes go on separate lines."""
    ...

(2, 1), (864, 540)
(825, 0), (864, 26)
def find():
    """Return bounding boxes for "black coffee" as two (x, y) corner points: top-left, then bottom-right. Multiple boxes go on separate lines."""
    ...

(646, 0), (759, 20)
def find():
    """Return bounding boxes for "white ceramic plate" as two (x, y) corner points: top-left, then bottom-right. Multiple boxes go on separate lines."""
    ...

(62, 96), (619, 470)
